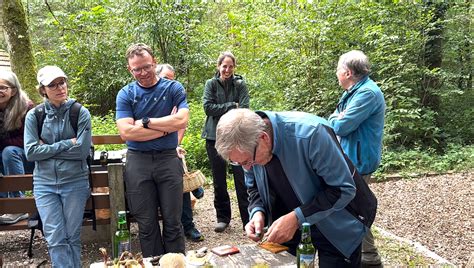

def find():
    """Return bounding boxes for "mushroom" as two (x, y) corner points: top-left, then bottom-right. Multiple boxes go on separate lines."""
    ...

(99, 247), (108, 266)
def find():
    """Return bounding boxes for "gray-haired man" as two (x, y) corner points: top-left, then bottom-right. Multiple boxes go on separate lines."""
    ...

(215, 108), (377, 267)
(329, 50), (385, 266)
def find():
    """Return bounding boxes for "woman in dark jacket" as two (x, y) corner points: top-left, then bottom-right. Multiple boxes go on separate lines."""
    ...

(202, 52), (250, 232)
(0, 70), (34, 224)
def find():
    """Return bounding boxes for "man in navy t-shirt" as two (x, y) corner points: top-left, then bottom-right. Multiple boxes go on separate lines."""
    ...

(115, 43), (189, 256)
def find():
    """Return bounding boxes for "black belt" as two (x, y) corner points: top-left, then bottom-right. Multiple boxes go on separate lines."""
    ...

(129, 149), (175, 154)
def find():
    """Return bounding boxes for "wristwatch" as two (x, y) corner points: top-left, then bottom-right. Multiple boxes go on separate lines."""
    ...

(142, 117), (150, 129)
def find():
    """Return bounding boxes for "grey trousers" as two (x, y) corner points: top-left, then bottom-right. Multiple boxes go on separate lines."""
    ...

(124, 150), (185, 257)
(361, 174), (380, 256)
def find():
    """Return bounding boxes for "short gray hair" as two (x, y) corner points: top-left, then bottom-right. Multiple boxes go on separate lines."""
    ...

(156, 63), (175, 76)
(338, 50), (371, 80)
(215, 108), (266, 160)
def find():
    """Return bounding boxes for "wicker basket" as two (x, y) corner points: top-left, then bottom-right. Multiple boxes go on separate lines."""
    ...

(182, 157), (206, 193)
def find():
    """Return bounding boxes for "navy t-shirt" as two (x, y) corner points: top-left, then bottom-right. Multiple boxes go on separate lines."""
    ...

(115, 78), (189, 151)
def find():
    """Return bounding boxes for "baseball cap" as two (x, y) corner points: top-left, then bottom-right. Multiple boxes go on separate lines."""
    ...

(37, 66), (67, 86)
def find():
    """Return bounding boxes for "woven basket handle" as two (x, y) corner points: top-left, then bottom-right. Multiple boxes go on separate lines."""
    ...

(181, 156), (189, 173)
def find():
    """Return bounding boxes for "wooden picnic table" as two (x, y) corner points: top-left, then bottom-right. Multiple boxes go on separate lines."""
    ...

(91, 244), (298, 267)
(207, 243), (297, 267)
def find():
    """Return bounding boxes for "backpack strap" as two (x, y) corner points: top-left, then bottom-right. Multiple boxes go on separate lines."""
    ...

(34, 103), (46, 138)
(69, 101), (82, 134)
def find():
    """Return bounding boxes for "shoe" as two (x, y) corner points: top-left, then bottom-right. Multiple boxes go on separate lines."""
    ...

(185, 227), (204, 242)
(191, 187), (204, 199)
(361, 252), (382, 266)
(0, 213), (29, 225)
(214, 222), (228, 233)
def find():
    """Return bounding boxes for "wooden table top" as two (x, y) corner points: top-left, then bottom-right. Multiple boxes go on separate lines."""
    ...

(208, 243), (296, 267)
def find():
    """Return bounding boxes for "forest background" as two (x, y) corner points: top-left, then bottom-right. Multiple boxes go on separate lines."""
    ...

(1, 1), (472, 178)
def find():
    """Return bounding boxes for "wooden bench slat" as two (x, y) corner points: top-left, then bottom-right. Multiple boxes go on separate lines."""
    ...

(86, 194), (110, 209)
(91, 171), (109, 187)
(0, 172), (108, 192)
(0, 218), (111, 231)
(92, 135), (125, 144)
(0, 197), (37, 214)
(0, 194), (111, 214)
(0, 174), (33, 192)
(0, 219), (29, 231)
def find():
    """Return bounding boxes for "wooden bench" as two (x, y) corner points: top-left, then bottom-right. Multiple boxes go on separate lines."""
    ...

(0, 135), (127, 255)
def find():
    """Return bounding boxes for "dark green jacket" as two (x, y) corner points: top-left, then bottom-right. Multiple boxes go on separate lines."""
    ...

(201, 73), (250, 140)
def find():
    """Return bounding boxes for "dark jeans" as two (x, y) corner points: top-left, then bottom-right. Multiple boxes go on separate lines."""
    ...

(205, 140), (249, 228)
(285, 226), (361, 268)
(181, 192), (194, 232)
(124, 150), (185, 257)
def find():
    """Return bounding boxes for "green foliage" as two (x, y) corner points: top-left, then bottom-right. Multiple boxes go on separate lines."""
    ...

(181, 101), (209, 175)
(375, 144), (474, 178)
(90, 111), (125, 151)
(25, 1), (472, 173)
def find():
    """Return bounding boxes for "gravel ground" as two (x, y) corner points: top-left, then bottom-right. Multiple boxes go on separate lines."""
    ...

(369, 171), (473, 267)
(1, 171), (472, 267)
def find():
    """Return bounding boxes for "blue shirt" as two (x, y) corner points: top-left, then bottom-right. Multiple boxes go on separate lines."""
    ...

(115, 78), (189, 151)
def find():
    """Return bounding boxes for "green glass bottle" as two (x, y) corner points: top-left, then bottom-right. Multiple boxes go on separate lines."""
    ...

(113, 211), (131, 258)
(297, 222), (316, 268)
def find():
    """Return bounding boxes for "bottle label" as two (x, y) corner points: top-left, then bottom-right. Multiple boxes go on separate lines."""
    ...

(117, 241), (131, 256)
(298, 254), (315, 268)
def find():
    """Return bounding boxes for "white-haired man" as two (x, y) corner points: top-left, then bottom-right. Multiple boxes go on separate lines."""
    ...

(215, 108), (377, 267)
(329, 50), (385, 266)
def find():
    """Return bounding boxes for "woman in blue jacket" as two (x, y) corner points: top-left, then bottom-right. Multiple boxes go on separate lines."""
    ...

(24, 66), (91, 268)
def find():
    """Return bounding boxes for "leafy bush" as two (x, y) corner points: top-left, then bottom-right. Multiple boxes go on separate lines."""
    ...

(90, 111), (124, 151)
(375, 144), (473, 179)
(26, 2), (472, 173)
(181, 101), (210, 176)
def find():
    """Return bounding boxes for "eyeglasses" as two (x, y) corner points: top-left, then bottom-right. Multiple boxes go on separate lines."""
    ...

(0, 85), (13, 92)
(230, 142), (258, 167)
(46, 80), (67, 91)
(131, 64), (155, 75)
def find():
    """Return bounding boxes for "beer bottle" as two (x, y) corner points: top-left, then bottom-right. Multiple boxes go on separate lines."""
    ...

(297, 222), (316, 268)
(113, 211), (131, 258)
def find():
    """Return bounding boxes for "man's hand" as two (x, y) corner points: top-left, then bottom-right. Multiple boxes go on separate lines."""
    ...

(245, 211), (265, 242)
(71, 138), (77, 145)
(134, 119), (143, 126)
(265, 211), (299, 244)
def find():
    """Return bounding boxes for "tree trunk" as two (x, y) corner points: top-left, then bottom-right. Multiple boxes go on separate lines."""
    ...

(1, 0), (40, 103)
(421, 2), (448, 110)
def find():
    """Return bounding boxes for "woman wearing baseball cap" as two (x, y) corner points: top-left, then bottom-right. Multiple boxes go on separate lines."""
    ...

(24, 66), (92, 267)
